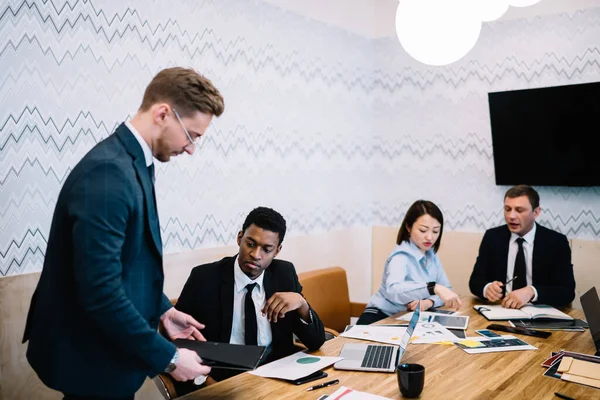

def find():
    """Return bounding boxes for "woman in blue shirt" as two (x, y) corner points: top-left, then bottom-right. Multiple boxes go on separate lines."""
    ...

(357, 200), (461, 325)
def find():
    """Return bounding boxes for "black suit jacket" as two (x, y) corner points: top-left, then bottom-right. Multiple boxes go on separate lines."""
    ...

(23, 124), (175, 397)
(174, 256), (325, 386)
(469, 223), (575, 307)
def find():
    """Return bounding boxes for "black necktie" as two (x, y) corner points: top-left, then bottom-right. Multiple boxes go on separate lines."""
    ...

(513, 238), (527, 291)
(244, 283), (258, 346)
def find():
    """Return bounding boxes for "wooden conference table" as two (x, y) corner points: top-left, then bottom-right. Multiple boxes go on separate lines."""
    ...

(181, 297), (597, 399)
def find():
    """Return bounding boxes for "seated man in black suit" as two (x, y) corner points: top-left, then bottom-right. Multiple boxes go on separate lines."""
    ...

(469, 185), (575, 309)
(174, 206), (325, 394)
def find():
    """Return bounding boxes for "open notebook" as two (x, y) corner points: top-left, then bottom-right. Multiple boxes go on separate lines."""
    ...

(473, 304), (572, 321)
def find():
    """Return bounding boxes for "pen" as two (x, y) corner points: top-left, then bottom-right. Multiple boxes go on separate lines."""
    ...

(502, 276), (518, 297)
(505, 276), (518, 286)
(554, 393), (575, 400)
(306, 379), (340, 391)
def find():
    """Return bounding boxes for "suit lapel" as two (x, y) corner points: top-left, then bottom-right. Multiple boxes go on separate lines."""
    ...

(499, 225), (511, 278)
(264, 267), (275, 299)
(115, 124), (162, 257)
(531, 223), (541, 281)
(220, 257), (235, 342)
(263, 267), (280, 337)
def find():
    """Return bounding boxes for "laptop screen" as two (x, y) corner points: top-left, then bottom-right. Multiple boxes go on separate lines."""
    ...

(581, 287), (600, 354)
(397, 302), (421, 364)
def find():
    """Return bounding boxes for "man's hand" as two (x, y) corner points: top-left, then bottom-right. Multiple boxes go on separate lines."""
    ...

(261, 292), (309, 323)
(501, 287), (534, 309)
(433, 285), (462, 310)
(161, 308), (206, 341)
(170, 348), (211, 382)
(485, 281), (504, 302)
(407, 299), (434, 311)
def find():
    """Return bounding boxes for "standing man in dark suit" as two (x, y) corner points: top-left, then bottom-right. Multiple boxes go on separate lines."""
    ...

(23, 67), (225, 400)
(173, 207), (326, 395)
(469, 185), (575, 309)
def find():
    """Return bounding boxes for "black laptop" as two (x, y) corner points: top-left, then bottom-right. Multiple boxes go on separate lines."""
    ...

(580, 287), (600, 357)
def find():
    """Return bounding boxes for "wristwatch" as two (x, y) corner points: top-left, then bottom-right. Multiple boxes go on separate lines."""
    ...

(164, 349), (179, 373)
(427, 282), (436, 296)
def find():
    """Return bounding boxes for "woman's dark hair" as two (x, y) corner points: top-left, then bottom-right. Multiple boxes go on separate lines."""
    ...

(396, 200), (444, 253)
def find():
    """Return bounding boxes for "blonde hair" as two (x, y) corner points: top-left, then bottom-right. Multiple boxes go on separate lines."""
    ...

(140, 67), (224, 117)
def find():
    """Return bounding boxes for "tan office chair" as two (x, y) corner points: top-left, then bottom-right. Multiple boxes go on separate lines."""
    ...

(153, 298), (216, 399)
(298, 266), (367, 337)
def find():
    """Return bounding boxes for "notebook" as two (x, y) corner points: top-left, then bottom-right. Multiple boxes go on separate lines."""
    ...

(173, 339), (267, 370)
(473, 304), (572, 321)
(334, 302), (420, 372)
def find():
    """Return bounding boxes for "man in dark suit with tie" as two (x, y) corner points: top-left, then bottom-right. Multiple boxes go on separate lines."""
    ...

(173, 207), (326, 395)
(23, 67), (225, 400)
(469, 185), (575, 309)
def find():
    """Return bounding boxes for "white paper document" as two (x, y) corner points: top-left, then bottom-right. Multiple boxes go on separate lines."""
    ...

(248, 351), (342, 381)
(411, 321), (459, 344)
(325, 386), (393, 400)
(340, 322), (458, 345)
(340, 325), (408, 346)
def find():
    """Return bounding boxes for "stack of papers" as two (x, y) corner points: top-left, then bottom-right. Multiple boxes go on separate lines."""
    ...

(340, 322), (459, 345)
(558, 356), (600, 389)
(542, 350), (600, 389)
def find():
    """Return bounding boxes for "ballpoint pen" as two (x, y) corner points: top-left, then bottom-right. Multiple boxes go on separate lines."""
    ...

(306, 379), (340, 391)
(554, 392), (575, 400)
(505, 276), (518, 286)
(501, 276), (518, 297)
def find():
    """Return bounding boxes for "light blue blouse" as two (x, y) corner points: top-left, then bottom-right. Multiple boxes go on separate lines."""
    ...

(366, 240), (453, 316)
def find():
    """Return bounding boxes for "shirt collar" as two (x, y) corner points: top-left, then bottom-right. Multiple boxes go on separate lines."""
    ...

(125, 120), (154, 167)
(233, 255), (265, 293)
(399, 240), (432, 262)
(510, 222), (537, 244)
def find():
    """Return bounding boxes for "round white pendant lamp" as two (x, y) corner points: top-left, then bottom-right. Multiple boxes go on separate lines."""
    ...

(395, 0), (482, 66)
(478, 1), (510, 22)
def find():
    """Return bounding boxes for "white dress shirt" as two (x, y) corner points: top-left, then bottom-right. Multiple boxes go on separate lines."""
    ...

(483, 223), (539, 301)
(229, 256), (273, 347)
(125, 120), (153, 167)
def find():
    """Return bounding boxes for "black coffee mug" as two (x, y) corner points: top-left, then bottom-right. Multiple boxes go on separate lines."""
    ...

(397, 363), (425, 398)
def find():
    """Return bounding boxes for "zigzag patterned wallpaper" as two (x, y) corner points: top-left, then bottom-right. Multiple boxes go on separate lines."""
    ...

(1, 0), (599, 276)
(371, 9), (600, 238)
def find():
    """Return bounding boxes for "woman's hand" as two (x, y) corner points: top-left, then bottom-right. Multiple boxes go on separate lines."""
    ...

(433, 285), (462, 310)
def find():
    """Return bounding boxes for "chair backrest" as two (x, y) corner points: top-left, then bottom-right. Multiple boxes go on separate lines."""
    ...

(298, 266), (351, 333)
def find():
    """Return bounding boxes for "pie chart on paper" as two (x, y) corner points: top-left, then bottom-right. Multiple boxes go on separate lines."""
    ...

(296, 357), (320, 364)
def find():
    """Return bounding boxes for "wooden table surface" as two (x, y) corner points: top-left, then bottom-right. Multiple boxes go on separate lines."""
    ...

(180, 297), (598, 400)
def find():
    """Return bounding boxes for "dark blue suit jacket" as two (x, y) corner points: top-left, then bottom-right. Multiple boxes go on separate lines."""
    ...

(23, 124), (175, 397)
(173, 256), (326, 394)
(469, 223), (575, 307)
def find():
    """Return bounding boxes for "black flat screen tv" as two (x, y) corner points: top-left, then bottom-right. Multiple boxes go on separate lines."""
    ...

(488, 81), (600, 186)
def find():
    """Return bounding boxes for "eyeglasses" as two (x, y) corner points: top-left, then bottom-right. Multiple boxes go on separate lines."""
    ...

(172, 108), (199, 147)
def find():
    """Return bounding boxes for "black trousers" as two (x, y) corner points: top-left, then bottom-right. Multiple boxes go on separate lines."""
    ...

(356, 307), (389, 325)
(63, 394), (134, 400)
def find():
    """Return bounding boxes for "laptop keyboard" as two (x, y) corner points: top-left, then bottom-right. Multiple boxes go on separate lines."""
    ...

(361, 345), (394, 369)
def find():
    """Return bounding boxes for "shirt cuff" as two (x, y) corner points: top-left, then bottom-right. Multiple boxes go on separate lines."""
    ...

(299, 309), (313, 325)
(529, 285), (538, 302)
(483, 282), (492, 299)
